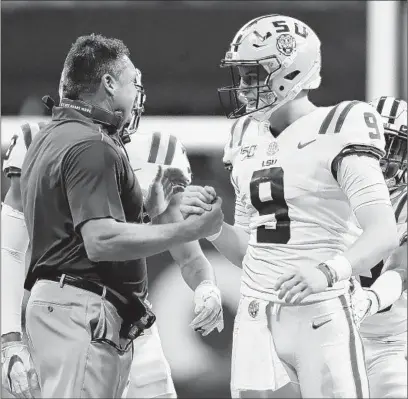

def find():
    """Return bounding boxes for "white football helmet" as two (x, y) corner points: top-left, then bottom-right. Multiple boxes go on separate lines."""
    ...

(218, 14), (321, 122)
(369, 96), (407, 186)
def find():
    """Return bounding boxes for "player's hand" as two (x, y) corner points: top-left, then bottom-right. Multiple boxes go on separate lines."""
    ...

(189, 197), (224, 239)
(190, 281), (224, 336)
(145, 166), (189, 219)
(1, 337), (41, 398)
(274, 267), (329, 304)
(180, 185), (216, 218)
(350, 278), (379, 326)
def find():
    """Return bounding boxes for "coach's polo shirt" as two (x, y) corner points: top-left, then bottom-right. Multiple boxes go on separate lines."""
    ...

(21, 106), (148, 298)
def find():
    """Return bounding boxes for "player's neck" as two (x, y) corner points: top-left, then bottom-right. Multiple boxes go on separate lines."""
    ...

(268, 94), (317, 136)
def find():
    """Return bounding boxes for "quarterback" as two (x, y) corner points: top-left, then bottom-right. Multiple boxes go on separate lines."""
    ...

(351, 97), (407, 398)
(1, 84), (223, 398)
(183, 14), (399, 398)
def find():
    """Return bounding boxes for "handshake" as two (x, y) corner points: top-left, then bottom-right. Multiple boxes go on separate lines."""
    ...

(144, 166), (224, 241)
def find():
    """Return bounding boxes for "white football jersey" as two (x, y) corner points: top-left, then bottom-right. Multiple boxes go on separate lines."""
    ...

(229, 101), (386, 304)
(2, 122), (192, 196)
(359, 184), (407, 338)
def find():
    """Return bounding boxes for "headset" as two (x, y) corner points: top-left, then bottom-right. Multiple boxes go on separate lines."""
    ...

(42, 95), (123, 133)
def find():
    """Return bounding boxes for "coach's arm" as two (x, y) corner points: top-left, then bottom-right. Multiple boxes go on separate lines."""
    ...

(67, 141), (223, 263)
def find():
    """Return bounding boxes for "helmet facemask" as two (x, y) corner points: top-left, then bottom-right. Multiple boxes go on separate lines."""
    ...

(218, 56), (283, 120)
(121, 83), (146, 143)
(381, 124), (407, 186)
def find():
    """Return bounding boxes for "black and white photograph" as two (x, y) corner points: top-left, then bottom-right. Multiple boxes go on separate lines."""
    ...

(1, 1), (407, 398)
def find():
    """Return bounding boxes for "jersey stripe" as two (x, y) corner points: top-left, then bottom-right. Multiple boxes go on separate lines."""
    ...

(147, 132), (161, 163)
(375, 96), (387, 114)
(388, 99), (400, 124)
(21, 123), (32, 149)
(334, 101), (360, 133)
(394, 190), (407, 222)
(319, 104), (342, 134)
(164, 135), (177, 165)
(237, 117), (251, 146)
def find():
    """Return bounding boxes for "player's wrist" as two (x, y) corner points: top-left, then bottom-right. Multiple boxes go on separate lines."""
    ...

(316, 263), (335, 287)
(206, 225), (223, 242)
(194, 280), (221, 301)
(1, 332), (22, 345)
(324, 255), (352, 283)
(366, 289), (380, 315)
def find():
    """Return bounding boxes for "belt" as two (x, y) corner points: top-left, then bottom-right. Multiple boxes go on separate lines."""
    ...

(37, 274), (129, 313)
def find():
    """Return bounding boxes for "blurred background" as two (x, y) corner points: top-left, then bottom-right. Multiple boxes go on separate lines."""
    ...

(1, 1), (407, 397)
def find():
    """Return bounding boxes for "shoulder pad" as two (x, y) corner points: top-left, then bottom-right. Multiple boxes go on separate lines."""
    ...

(319, 101), (386, 159)
(223, 116), (252, 170)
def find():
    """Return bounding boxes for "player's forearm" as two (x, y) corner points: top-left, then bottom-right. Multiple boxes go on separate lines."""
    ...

(343, 204), (398, 275)
(344, 216), (399, 275)
(88, 219), (201, 262)
(210, 222), (249, 268)
(156, 199), (216, 290)
(382, 242), (407, 288)
(178, 251), (215, 291)
(1, 204), (28, 337)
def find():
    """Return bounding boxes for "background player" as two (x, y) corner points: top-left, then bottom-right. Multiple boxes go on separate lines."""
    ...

(350, 96), (407, 398)
(1, 88), (223, 399)
(184, 14), (399, 398)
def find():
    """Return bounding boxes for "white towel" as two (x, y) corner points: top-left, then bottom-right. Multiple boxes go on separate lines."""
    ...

(231, 296), (290, 396)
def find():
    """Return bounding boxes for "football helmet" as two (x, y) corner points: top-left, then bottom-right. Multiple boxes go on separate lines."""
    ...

(370, 97), (407, 186)
(218, 14), (321, 121)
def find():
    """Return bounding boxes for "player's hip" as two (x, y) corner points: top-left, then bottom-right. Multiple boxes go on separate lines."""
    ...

(240, 274), (349, 305)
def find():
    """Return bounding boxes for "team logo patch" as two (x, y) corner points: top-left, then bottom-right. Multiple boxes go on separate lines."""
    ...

(276, 34), (296, 56)
(248, 300), (259, 318)
(267, 141), (279, 156)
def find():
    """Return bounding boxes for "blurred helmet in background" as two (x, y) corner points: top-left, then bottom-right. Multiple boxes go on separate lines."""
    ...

(370, 96), (407, 186)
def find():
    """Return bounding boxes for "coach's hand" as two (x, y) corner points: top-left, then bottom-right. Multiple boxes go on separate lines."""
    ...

(1, 335), (41, 398)
(191, 197), (224, 239)
(180, 185), (216, 218)
(145, 166), (190, 219)
(274, 267), (329, 304)
(190, 281), (224, 336)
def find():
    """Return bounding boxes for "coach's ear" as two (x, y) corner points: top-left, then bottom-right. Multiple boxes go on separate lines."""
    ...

(101, 73), (116, 97)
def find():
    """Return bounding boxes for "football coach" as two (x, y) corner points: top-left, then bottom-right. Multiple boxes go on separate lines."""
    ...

(14, 34), (222, 398)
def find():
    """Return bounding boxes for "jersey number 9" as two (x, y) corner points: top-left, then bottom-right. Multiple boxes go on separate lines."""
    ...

(250, 167), (291, 244)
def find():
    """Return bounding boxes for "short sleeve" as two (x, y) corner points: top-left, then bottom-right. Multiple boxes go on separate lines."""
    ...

(62, 140), (125, 229)
(322, 101), (386, 174)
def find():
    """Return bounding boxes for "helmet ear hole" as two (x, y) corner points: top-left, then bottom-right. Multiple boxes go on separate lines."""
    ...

(279, 86), (285, 91)
(284, 70), (301, 81)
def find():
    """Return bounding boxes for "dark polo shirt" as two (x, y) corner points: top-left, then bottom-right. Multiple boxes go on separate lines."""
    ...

(20, 106), (148, 298)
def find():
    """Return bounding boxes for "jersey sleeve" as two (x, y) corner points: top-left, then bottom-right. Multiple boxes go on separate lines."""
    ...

(322, 101), (386, 175)
(223, 116), (251, 171)
(3, 122), (46, 178)
(62, 140), (126, 229)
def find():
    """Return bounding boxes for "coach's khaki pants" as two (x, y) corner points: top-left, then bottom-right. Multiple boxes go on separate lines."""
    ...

(25, 279), (132, 398)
